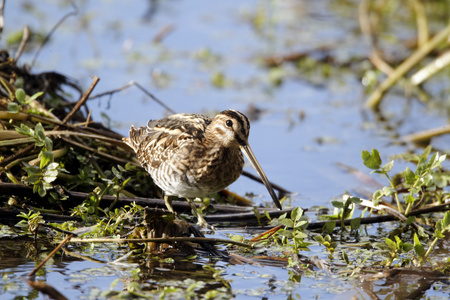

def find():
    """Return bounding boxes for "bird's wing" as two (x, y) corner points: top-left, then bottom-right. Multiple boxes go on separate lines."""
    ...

(125, 113), (212, 171)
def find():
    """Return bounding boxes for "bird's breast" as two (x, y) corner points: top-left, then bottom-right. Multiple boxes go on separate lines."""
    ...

(150, 143), (245, 198)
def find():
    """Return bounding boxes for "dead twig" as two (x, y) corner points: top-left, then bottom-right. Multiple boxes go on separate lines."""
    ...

(0, 182), (286, 224)
(205, 209), (292, 224)
(262, 45), (331, 67)
(15, 26), (30, 62)
(0, 206), (80, 224)
(366, 23), (450, 109)
(31, 5), (78, 69)
(87, 80), (176, 114)
(60, 136), (133, 166)
(0, 0), (4, 42)
(411, 50), (450, 85)
(400, 125), (450, 144)
(68, 236), (253, 248)
(54, 76), (100, 130)
(250, 225), (283, 242)
(153, 24), (175, 43)
(0, 129), (124, 148)
(411, 0), (429, 48)
(0, 143), (35, 167)
(359, 0), (393, 76)
(306, 199), (450, 231)
(28, 233), (74, 277)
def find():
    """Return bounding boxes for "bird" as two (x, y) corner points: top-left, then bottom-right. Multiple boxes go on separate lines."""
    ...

(123, 109), (282, 229)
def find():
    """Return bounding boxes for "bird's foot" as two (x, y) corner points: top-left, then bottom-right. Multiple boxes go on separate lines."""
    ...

(186, 198), (215, 232)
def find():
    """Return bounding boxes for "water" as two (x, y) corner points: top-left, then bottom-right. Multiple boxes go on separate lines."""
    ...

(1, 0), (449, 299)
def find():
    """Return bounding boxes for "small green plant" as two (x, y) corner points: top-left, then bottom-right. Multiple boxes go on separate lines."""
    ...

(413, 211), (450, 266)
(7, 88), (43, 113)
(15, 123), (64, 197)
(203, 265), (232, 290)
(380, 235), (414, 267)
(269, 207), (310, 261)
(314, 234), (338, 256)
(330, 196), (362, 230)
(17, 210), (44, 235)
(375, 212), (450, 268)
(98, 202), (144, 237)
(362, 146), (447, 214)
(362, 148), (401, 210)
(363, 147), (450, 270)
(70, 165), (133, 221)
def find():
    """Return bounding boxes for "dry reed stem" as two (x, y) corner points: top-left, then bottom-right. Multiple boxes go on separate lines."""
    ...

(366, 23), (450, 109)
(68, 236), (253, 248)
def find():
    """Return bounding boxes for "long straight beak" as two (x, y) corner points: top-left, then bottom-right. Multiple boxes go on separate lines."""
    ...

(240, 144), (282, 210)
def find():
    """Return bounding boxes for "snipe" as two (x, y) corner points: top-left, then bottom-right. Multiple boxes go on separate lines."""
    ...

(123, 109), (282, 229)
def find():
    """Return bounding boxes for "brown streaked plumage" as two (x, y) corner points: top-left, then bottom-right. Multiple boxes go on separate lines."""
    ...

(123, 109), (282, 229)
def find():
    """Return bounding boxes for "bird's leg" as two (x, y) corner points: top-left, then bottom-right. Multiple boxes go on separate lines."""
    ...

(186, 198), (215, 232)
(164, 195), (175, 213)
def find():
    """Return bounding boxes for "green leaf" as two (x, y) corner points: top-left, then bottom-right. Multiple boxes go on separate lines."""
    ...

(342, 250), (350, 264)
(291, 207), (303, 221)
(405, 216), (415, 225)
(403, 194), (416, 204)
(404, 167), (415, 185)
(432, 154), (447, 169)
(112, 166), (120, 177)
(413, 233), (425, 257)
(331, 200), (343, 208)
(34, 123), (46, 145)
(15, 88), (26, 104)
(382, 186), (396, 196)
(24, 174), (42, 184)
(40, 151), (53, 169)
(322, 221), (336, 234)
(15, 124), (32, 136)
(44, 137), (53, 151)
(394, 236), (402, 247)
(417, 226), (427, 238)
(211, 72), (226, 88)
(349, 197), (362, 204)
(27, 91), (43, 103)
(350, 217), (361, 230)
(372, 189), (383, 205)
(422, 173), (434, 187)
(294, 220), (308, 229)
(380, 160), (394, 173)
(426, 152), (438, 170)
(362, 149), (382, 170)
(434, 228), (444, 239)
(43, 162), (59, 183)
(402, 243), (413, 252)
(37, 183), (47, 197)
(294, 230), (307, 239)
(229, 235), (245, 243)
(7, 102), (19, 113)
(442, 211), (450, 229)
(436, 219), (443, 232)
(278, 229), (294, 239)
(23, 165), (41, 175)
(313, 235), (325, 243)
(384, 237), (396, 251)
(420, 145), (432, 162)
(279, 218), (294, 228)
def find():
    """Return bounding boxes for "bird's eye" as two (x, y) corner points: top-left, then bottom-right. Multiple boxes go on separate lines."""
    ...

(225, 120), (233, 127)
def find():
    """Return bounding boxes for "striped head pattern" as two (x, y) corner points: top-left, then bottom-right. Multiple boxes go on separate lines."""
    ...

(207, 110), (250, 147)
